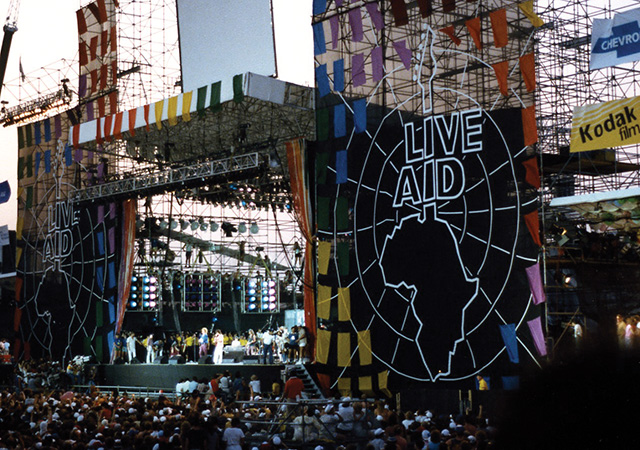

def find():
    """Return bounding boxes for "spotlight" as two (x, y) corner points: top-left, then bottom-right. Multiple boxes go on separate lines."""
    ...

(171, 220), (179, 230)
(180, 220), (189, 231)
(200, 221), (208, 231)
(190, 220), (199, 231)
(210, 221), (219, 232)
(250, 223), (259, 234)
(238, 222), (247, 233)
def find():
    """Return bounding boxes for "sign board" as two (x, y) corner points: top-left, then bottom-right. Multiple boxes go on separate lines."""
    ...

(591, 7), (640, 70)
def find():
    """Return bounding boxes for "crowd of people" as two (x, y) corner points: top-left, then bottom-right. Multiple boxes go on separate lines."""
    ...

(112, 326), (311, 366)
(0, 361), (498, 450)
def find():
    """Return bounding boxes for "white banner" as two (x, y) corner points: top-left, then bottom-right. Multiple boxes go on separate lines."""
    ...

(591, 7), (640, 70)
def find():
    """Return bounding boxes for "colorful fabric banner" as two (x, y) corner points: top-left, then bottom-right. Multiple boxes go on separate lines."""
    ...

(352, 53), (366, 87)
(115, 199), (137, 334)
(524, 210), (541, 246)
(128, 108), (137, 136)
(499, 323), (520, 363)
(313, 0), (326, 15)
(390, 0), (409, 26)
(44, 119), (51, 142)
(337, 241), (349, 276)
(492, 61), (509, 96)
(518, 0), (544, 28)
(440, 26), (461, 45)
(519, 52), (536, 92)
(337, 332), (351, 366)
(318, 241), (332, 275)
(197, 86), (208, 118)
(417, 0), (432, 17)
(336, 149), (348, 184)
(466, 17), (482, 50)
(527, 316), (547, 356)
(182, 91), (193, 122)
(526, 262), (546, 305)
(317, 284), (331, 319)
(371, 46), (384, 81)
(0, 181), (10, 204)
(570, 95), (640, 152)
(233, 74), (244, 103)
(168, 95), (179, 126)
(154, 100), (164, 130)
(316, 64), (330, 97)
(490, 9), (508, 48)
(353, 98), (367, 133)
(349, 8), (364, 42)
(393, 40), (412, 70)
(329, 15), (340, 49)
(313, 22), (327, 55)
(522, 105), (538, 146)
(210, 81), (222, 112)
(334, 59), (345, 92)
(357, 330), (373, 365)
(316, 329), (331, 364)
(334, 104), (346, 138)
(317, 108), (329, 142)
(365, 2), (384, 31)
(443, 0), (455, 13)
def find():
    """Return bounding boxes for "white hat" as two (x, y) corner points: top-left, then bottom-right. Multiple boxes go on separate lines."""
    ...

(421, 430), (431, 441)
(374, 428), (384, 436)
(315, 446), (324, 450)
(273, 436), (282, 445)
(160, 416), (167, 422)
(441, 429), (451, 437)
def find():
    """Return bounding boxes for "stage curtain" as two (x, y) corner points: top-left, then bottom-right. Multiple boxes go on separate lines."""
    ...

(154, 100), (164, 130)
(113, 111), (123, 140)
(519, 52), (536, 92)
(499, 323), (520, 364)
(338, 287), (351, 321)
(317, 241), (332, 275)
(167, 95), (179, 126)
(518, 0), (544, 27)
(492, 61), (509, 96)
(527, 316), (547, 356)
(317, 284), (332, 319)
(466, 17), (482, 50)
(357, 330), (372, 365)
(524, 210), (541, 246)
(393, 40), (412, 70)
(337, 332), (351, 366)
(526, 262), (546, 305)
(521, 105), (538, 146)
(182, 91), (193, 122)
(285, 138), (317, 342)
(522, 157), (541, 188)
(389, 0), (409, 26)
(365, 2), (384, 30)
(336, 150), (348, 184)
(490, 9), (508, 48)
(349, 8), (364, 42)
(116, 199), (137, 334)
(417, 0), (432, 17)
(353, 99), (367, 133)
(316, 329), (331, 364)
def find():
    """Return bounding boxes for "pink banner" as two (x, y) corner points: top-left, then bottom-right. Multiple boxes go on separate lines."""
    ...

(527, 316), (547, 356)
(526, 262), (546, 305)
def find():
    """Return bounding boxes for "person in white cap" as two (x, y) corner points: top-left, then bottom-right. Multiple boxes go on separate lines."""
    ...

(319, 404), (339, 439)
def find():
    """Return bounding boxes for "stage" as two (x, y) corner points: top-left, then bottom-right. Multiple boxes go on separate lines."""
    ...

(95, 362), (287, 392)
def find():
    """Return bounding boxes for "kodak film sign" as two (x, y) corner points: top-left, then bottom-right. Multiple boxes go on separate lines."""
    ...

(571, 96), (640, 152)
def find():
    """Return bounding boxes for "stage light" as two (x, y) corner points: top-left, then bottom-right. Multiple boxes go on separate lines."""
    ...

(238, 222), (247, 233)
(190, 220), (199, 231)
(129, 301), (137, 308)
(210, 221), (219, 232)
(159, 219), (168, 230)
(180, 220), (189, 231)
(171, 220), (179, 230)
(250, 223), (259, 234)
(200, 221), (208, 231)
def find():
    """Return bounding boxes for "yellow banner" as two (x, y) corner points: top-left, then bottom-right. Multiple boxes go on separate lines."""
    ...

(571, 96), (640, 152)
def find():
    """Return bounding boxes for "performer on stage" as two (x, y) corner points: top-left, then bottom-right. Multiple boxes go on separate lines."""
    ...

(199, 327), (209, 359)
(126, 332), (139, 363)
(145, 333), (155, 364)
(213, 329), (225, 364)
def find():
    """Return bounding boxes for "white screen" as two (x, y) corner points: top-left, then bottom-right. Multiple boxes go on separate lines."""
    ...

(177, 0), (277, 96)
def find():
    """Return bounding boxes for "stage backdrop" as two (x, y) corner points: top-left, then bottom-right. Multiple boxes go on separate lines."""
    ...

(311, 0), (546, 393)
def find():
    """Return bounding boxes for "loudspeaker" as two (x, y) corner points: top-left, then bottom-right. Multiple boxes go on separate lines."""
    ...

(169, 356), (185, 365)
(243, 355), (260, 364)
(198, 356), (212, 364)
(114, 357), (125, 365)
(153, 355), (168, 364)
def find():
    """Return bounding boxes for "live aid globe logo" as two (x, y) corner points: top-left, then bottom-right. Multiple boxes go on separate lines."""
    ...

(43, 199), (79, 272)
(392, 108), (483, 209)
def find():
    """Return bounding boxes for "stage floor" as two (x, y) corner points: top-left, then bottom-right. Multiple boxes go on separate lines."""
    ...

(96, 362), (287, 392)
